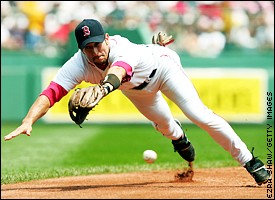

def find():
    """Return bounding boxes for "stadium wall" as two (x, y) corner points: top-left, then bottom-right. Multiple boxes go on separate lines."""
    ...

(1, 46), (274, 123)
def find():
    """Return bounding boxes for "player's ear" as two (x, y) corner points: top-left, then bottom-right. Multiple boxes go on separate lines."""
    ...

(105, 33), (109, 38)
(105, 33), (109, 43)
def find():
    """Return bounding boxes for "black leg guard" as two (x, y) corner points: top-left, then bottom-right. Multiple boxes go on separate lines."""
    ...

(172, 119), (195, 162)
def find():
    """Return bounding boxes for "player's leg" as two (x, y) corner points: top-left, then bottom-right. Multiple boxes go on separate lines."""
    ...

(122, 90), (195, 162)
(161, 66), (270, 185)
(122, 90), (182, 140)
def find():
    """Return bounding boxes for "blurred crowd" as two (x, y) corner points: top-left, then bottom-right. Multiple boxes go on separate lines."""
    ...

(1, 1), (274, 58)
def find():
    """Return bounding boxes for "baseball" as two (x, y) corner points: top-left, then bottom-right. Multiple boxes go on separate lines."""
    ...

(143, 150), (157, 163)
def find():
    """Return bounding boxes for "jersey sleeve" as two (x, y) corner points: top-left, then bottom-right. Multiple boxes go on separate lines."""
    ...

(41, 50), (86, 107)
(108, 39), (138, 82)
(40, 81), (68, 107)
(111, 61), (133, 82)
(53, 50), (85, 91)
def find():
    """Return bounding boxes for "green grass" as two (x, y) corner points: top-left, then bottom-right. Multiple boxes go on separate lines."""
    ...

(1, 122), (271, 184)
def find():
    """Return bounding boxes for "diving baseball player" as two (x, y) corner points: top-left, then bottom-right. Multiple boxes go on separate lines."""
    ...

(4, 19), (270, 185)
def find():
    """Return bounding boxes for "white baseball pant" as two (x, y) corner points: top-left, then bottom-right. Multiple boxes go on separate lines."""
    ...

(122, 53), (253, 166)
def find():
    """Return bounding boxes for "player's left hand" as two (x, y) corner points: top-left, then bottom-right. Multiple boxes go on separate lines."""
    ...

(152, 31), (175, 46)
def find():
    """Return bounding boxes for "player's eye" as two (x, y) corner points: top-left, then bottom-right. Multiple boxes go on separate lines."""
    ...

(94, 42), (101, 47)
(84, 46), (93, 50)
(84, 42), (101, 51)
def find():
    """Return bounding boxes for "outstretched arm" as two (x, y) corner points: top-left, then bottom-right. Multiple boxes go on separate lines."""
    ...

(4, 95), (51, 141)
(4, 81), (68, 140)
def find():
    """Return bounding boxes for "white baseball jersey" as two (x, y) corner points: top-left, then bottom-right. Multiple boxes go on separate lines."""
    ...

(54, 35), (176, 91)
(52, 35), (252, 166)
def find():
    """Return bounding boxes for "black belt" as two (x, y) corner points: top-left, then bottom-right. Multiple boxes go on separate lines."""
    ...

(132, 69), (157, 90)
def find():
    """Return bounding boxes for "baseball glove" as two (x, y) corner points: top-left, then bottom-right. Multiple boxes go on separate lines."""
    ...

(68, 85), (105, 127)
(152, 31), (174, 46)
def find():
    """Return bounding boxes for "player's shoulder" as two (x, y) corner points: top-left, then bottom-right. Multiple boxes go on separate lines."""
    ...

(109, 35), (125, 40)
(68, 49), (85, 63)
(62, 49), (85, 69)
(109, 35), (132, 46)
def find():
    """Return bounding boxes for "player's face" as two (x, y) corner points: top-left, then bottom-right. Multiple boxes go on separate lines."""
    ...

(82, 34), (110, 65)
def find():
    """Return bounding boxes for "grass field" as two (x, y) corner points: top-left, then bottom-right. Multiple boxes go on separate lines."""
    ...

(1, 122), (270, 185)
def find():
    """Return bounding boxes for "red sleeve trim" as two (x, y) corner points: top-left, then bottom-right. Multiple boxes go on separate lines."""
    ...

(40, 81), (68, 107)
(111, 61), (132, 82)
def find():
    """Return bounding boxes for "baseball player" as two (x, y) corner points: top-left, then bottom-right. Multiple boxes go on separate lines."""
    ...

(4, 19), (270, 185)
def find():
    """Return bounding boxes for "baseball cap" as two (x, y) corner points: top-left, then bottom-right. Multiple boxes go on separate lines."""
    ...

(75, 19), (105, 49)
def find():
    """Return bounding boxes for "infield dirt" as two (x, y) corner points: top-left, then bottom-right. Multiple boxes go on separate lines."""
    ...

(1, 167), (273, 199)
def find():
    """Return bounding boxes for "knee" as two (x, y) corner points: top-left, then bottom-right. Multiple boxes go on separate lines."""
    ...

(151, 119), (183, 140)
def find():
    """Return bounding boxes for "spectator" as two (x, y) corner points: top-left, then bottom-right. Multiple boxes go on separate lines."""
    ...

(17, 1), (47, 50)
(1, 1), (274, 56)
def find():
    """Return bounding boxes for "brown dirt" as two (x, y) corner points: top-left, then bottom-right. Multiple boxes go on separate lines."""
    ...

(1, 167), (273, 199)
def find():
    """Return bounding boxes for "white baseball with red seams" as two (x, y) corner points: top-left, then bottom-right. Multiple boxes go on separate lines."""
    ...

(143, 150), (157, 164)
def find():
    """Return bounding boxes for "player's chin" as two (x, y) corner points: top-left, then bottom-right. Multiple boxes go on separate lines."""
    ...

(94, 57), (106, 63)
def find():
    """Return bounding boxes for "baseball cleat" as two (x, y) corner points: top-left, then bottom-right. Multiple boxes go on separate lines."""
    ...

(172, 119), (195, 162)
(244, 148), (271, 185)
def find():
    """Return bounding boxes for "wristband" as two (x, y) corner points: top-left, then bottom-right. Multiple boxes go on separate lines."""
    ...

(101, 74), (121, 94)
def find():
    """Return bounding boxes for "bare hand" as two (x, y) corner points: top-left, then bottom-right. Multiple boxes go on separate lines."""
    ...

(152, 31), (175, 46)
(4, 123), (32, 141)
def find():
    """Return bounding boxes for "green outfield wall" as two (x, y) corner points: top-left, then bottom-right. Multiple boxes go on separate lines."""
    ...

(1, 47), (274, 123)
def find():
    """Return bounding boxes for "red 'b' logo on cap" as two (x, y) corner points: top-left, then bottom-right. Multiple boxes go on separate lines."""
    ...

(82, 26), (90, 37)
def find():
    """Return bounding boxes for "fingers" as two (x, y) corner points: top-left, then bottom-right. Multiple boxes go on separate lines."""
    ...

(152, 34), (157, 44)
(163, 36), (175, 46)
(155, 31), (174, 46)
(158, 32), (167, 40)
(4, 126), (32, 141)
(4, 133), (15, 141)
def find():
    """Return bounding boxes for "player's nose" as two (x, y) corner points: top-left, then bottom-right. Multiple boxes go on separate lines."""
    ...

(93, 47), (99, 54)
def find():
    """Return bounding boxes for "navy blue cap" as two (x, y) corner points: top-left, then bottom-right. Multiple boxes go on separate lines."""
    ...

(75, 19), (105, 49)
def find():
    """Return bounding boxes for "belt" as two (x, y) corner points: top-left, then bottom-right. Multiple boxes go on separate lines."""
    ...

(132, 69), (157, 90)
